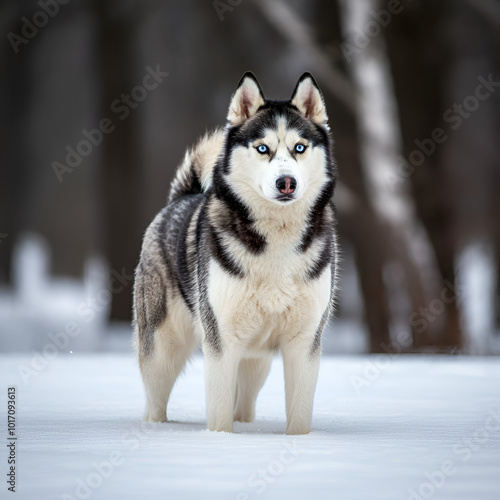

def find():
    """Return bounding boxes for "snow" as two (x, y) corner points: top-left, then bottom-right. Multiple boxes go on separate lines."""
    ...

(0, 234), (111, 353)
(1, 354), (499, 500)
(457, 240), (498, 354)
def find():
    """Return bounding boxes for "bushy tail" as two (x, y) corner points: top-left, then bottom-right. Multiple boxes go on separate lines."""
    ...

(168, 128), (225, 203)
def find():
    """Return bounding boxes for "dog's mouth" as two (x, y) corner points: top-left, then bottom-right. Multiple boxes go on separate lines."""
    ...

(276, 193), (295, 203)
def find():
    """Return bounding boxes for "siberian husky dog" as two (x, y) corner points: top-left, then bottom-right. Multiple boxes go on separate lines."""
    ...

(133, 72), (338, 434)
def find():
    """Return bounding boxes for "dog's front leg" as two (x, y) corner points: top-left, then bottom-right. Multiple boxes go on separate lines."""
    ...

(203, 343), (240, 432)
(281, 335), (321, 435)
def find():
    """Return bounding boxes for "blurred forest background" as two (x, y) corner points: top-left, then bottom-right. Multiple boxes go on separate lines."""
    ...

(0, 0), (499, 355)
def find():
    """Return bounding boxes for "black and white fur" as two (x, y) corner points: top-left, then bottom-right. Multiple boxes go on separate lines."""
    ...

(133, 72), (338, 434)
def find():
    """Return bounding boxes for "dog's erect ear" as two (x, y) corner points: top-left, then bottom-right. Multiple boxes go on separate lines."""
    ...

(290, 73), (328, 125)
(227, 72), (266, 126)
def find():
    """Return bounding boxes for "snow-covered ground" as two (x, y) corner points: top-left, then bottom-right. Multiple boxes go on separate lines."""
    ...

(1, 354), (499, 500)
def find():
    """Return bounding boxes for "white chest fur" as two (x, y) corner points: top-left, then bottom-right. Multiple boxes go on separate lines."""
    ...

(207, 249), (331, 351)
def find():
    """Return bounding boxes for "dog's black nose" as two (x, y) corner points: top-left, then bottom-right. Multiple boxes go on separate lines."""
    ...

(276, 176), (297, 195)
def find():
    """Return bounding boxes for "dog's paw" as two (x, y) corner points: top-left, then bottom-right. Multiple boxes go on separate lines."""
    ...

(233, 411), (255, 423)
(234, 416), (254, 423)
(285, 424), (311, 435)
(208, 422), (234, 433)
(146, 409), (168, 423)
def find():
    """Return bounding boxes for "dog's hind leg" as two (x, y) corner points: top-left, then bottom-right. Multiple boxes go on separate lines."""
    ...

(137, 298), (197, 423)
(233, 355), (272, 423)
(141, 343), (173, 423)
(141, 323), (197, 422)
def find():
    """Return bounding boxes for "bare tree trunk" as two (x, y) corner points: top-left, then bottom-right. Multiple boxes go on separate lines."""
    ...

(312, 0), (393, 351)
(448, 0), (500, 343)
(338, 0), (446, 350)
(385, 0), (463, 349)
(90, 0), (145, 321)
(0, 3), (33, 284)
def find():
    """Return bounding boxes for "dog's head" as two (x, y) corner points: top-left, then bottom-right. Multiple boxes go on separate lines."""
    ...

(220, 72), (335, 208)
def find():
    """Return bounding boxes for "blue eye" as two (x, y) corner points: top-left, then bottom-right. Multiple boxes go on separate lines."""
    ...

(295, 143), (306, 154)
(256, 144), (269, 154)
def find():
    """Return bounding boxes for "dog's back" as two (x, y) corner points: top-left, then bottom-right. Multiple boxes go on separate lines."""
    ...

(133, 128), (224, 367)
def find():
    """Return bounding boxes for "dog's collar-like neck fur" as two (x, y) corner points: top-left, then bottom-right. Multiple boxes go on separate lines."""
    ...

(211, 165), (334, 252)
